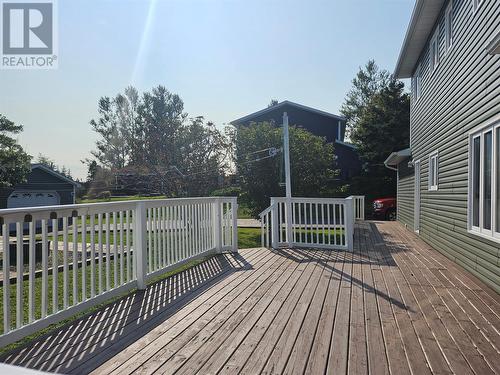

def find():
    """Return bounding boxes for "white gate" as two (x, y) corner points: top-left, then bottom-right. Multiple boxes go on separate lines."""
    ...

(259, 197), (359, 251)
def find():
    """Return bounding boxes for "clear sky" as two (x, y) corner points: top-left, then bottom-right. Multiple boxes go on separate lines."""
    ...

(1, 0), (414, 180)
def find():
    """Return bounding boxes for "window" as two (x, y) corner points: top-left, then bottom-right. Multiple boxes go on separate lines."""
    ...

(469, 120), (500, 240)
(445, 2), (454, 51)
(472, 0), (484, 12)
(429, 152), (439, 190)
(472, 136), (480, 227)
(430, 29), (440, 73)
(412, 64), (422, 101)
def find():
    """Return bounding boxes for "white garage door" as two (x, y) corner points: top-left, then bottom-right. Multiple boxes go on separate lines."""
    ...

(7, 191), (60, 208)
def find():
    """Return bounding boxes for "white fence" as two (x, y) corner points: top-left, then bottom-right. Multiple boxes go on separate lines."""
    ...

(0, 196), (237, 347)
(349, 195), (365, 221)
(259, 197), (356, 251)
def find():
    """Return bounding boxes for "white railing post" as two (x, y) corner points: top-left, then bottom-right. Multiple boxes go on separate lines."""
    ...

(345, 197), (355, 252)
(270, 198), (278, 249)
(347, 195), (365, 221)
(134, 201), (148, 290)
(213, 198), (222, 252)
(285, 197), (293, 247)
(231, 197), (238, 253)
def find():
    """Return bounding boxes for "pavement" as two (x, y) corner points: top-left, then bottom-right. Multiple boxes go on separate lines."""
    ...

(237, 219), (260, 228)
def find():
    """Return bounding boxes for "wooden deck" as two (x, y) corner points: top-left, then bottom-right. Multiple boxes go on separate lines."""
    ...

(2, 221), (500, 375)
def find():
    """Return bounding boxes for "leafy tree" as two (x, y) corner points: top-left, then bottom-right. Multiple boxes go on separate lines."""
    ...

(85, 160), (99, 182)
(90, 91), (133, 169)
(179, 117), (231, 196)
(36, 153), (72, 178)
(36, 153), (57, 170)
(350, 79), (410, 199)
(341, 60), (390, 134)
(89, 86), (231, 196)
(235, 122), (337, 216)
(0, 114), (31, 187)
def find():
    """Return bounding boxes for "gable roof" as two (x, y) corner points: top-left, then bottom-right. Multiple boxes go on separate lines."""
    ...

(394, 0), (446, 78)
(230, 100), (345, 125)
(31, 164), (81, 187)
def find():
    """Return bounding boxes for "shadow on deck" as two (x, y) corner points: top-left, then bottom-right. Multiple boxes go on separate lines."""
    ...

(2, 221), (500, 375)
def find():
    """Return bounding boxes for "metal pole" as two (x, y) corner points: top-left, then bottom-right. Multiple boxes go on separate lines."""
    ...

(283, 112), (292, 199)
(283, 112), (293, 246)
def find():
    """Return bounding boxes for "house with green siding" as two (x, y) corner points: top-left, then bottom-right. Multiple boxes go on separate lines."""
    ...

(385, 0), (500, 292)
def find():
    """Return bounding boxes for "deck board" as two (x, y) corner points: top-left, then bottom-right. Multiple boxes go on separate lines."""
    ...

(2, 221), (500, 375)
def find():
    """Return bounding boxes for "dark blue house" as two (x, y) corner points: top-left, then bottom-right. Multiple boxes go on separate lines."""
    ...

(230, 100), (361, 181)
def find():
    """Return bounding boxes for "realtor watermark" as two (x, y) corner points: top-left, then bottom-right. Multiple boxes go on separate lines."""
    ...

(1, 0), (58, 69)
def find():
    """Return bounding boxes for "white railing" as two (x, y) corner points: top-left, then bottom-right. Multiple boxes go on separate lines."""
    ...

(348, 195), (365, 220)
(258, 203), (275, 249)
(0, 196), (237, 347)
(259, 197), (355, 252)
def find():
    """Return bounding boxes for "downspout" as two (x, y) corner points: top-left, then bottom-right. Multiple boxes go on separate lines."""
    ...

(385, 162), (398, 171)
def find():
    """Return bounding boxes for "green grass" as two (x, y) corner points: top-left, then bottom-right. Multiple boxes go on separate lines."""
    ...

(238, 228), (261, 248)
(236, 227), (344, 249)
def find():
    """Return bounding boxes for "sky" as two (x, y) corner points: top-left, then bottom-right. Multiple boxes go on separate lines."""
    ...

(1, 0), (414, 180)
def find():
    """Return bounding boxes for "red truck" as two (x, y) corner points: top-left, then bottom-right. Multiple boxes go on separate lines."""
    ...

(372, 197), (397, 221)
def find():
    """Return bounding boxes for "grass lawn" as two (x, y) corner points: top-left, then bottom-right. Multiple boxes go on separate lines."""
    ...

(237, 227), (344, 249)
(238, 227), (261, 248)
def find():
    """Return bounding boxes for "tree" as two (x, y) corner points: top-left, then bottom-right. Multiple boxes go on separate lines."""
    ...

(349, 79), (410, 199)
(0, 114), (31, 187)
(90, 90), (133, 170)
(36, 153), (57, 170)
(36, 153), (73, 178)
(85, 160), (99, 182)
(235, 122), (337, 216)
(89, 85), (231, 196)
(268, 99), (279, 107)
(341, 60), (390, 134)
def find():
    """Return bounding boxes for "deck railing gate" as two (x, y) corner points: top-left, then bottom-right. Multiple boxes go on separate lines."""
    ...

(259, 197), (357, 252)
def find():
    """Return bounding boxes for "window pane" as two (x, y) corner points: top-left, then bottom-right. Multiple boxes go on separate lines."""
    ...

(473, 137), (480, 227)
(497, 129), (500, 233)
(446, 5), (453, 49)
(429, 158), (434, 186)
(484, 132), (492, 230)
(434, 157), (438, 186)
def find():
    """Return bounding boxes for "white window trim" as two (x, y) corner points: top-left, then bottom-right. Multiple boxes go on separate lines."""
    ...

(467, 114), (500, 244)
(428, 151), (439, 191)
(445, 1), (454, 53)
(472, 0), (484, 13)
(430, 28), (440, 74)
(413, 63), (422, 101)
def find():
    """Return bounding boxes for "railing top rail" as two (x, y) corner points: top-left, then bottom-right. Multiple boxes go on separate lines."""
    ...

(258, 202), (276, 218)
(0, 196), (237, 219)
(270, 197), (352, 204)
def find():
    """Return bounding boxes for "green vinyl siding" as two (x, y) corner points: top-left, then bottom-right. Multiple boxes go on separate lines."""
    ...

(402, 0), (500, 292)
(397, 162), (414, 229)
